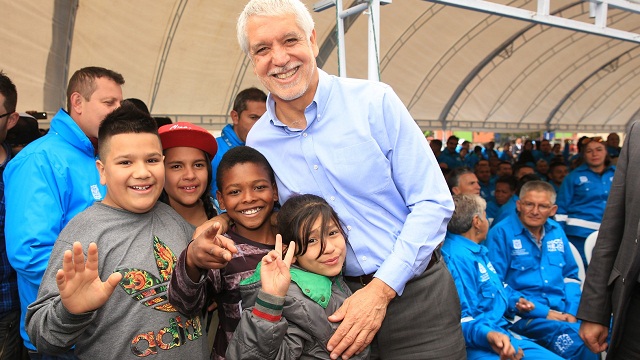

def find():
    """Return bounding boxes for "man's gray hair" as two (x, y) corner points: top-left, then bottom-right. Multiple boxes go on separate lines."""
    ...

(446, 166), (474, 193)
(519, 180), (557, 204)
(447, 194), (486, 235)
(237, 0), (315, 55)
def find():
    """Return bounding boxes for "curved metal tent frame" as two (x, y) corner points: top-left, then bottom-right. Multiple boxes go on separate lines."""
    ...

(2, 0), (639, 133)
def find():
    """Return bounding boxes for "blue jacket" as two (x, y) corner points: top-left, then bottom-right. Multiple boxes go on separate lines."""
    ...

(485, 200), (500, 224)
(442, 233), (524, 351)
(479, 180), (495, 202)
(555, 164), (615, 239)
(437, 148), (465, 170)
(4, 109), (105, 350)
(210, 124), (243, 195)
(490, 194), (518, 228)
(484, 213), (582, 318)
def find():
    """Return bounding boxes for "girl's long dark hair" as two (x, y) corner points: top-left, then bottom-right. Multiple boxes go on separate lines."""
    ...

(277, 194), (346, 259)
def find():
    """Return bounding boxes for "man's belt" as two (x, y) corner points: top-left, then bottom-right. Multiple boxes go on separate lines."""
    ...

(344, 250), (440, 287)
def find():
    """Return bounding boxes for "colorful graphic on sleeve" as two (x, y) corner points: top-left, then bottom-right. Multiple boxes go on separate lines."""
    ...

(116, 236), (203, 356)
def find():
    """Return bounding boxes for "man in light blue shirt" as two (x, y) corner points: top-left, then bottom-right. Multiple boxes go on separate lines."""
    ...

(236, 1), (465, 358)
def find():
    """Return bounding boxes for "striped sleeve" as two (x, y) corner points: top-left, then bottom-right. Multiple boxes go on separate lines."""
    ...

(252, 290), (285, 322)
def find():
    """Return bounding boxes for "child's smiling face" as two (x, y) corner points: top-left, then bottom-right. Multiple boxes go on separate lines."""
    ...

(97, 132), (165, 213)
(294, 217), (346, 277)
(163, 146), (209, 208)
(217, 162), (278, 237)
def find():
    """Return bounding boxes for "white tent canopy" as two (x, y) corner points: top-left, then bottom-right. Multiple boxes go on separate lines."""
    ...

(3, 0), (640, 133)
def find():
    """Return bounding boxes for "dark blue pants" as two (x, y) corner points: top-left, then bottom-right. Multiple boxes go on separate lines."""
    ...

(0, 309), (25, 360)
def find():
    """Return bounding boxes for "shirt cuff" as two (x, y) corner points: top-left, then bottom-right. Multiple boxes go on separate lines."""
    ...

(375, 253), (430, 295)
(527, 302), (550, 318)
(252, 289), (285, 322)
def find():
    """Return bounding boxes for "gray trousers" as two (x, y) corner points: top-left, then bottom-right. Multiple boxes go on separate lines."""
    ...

(345, 250), (467, 360)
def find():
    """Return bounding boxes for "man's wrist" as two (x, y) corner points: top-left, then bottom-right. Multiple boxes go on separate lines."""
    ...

(368, 278), (397, 302)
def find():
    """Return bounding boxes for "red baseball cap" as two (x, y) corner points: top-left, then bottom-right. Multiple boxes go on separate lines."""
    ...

(158, 122), (217, 158)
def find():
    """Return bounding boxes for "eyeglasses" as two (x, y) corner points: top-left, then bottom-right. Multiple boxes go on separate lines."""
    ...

(0, 111), (13, 119)
(520, 200), (554, 212)
(580, 136), (604, 146)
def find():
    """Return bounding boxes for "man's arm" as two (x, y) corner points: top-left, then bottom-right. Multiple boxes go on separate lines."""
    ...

(328, 86), (453, 358)
(5, 153), (68, 320)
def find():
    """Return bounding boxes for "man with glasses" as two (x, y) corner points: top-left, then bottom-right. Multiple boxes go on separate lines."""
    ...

(4, 67), (124, 359)
(484, 181), (600, 360)
(0, 71), (21, 360)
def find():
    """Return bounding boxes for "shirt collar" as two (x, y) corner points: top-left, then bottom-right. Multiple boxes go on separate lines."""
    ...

(445, 233), (486, 255)
(265, 68), (333, 130)
(512, 213), (556, 244)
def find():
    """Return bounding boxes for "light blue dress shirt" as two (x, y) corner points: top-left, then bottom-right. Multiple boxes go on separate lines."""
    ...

(247, 69), (454, 295)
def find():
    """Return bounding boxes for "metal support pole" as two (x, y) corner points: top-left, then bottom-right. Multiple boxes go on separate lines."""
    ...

(368, 0), (381, 81)
(336, 0), (347, 77)
(537, 0), (550, 15)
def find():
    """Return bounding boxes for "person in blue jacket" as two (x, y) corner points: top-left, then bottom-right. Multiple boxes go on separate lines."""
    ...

(4, 66), (124, 357)
(444, 194), (563, 359)
(485, 181), (600, 360)
(209, 87), (266, 196)
(605, 132), (621, 159)
(555, 137), (615, 266)
(438, 135), (465, 170)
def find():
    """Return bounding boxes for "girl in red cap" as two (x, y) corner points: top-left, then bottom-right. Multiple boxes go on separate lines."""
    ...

(158, 122), (218, 226)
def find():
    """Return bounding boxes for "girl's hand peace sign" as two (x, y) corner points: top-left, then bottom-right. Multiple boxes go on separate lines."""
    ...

(260, 234), (296, 297)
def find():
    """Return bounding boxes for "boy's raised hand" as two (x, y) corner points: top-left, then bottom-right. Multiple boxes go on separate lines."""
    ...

(187, 222), (238, 273)
(261, 234), (296, 297)
(56, 242), (123, 315)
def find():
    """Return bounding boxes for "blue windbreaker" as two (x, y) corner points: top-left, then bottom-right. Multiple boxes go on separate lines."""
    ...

(437, 148), (465, 170)
(555, 163), (615, 239)
(4, 109), (105, 350)
(209, 124), (243, 195)
(484, 213), (582, 318)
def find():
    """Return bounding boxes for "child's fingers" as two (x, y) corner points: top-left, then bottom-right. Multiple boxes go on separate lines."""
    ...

(275, 234), (283, 255)
(61, 249), (74, 279)
(85, 242), (99, 272)
(72, 242), (85, 274)
(262, 250), (279, 264)
(214, 234), (237, 254)
(283, 241), (296, 267)
(105, 272), (123, 291)
(55, 269), (67, 291)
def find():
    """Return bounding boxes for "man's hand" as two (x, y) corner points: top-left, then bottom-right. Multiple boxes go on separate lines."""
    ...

(260, 234), (296, 297)
(327, 278), (396, 359)
(487, 331), (523, 360)
(579, 320), (609, 353)
(185, 222), (238, 281)
(57, 242), (123, 315)
(515, 297), (534, 313)
(546, 309), (577, 322)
